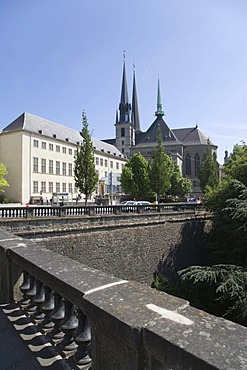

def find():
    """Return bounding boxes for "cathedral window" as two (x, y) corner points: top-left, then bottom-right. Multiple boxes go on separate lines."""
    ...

(194, 153), (200, 176)
(185, 153), (191, 176)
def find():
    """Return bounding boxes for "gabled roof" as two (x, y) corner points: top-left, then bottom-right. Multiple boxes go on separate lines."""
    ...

(136, 116), (179, 145)
(2, 112), (126, 158)
(172, 126), (215, 146)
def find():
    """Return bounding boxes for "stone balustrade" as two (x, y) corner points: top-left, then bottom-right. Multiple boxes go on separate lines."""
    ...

(0, 229), (246, 370)
(0, 203), (201, 219)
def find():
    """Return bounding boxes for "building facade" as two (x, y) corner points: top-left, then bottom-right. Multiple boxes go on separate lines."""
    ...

(0, 113), (127, 204)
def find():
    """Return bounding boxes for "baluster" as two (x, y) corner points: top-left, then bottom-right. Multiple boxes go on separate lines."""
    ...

(49, 293), (65, 344)
(25, 277), (38, 315)
(73, 309), (92, 367)
(40, 286), (55, 332)
(32, 281), (46, 322)
(59, 301), (78, 357)
(19, 271), (31, 308)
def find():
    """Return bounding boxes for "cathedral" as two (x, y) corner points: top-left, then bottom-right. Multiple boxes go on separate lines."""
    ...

(103, 60), (218, 196)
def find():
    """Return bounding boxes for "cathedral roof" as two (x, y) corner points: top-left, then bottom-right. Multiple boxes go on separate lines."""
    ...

(172, 126), (216, 146)
(2, 112), (126, 158)
(136, 115), (179, 145)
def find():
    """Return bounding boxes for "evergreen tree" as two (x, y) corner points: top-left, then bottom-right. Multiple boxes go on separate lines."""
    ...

(0, 162), (9, 192)
(168, 163), (191, 198)
(121, 152), (151, 199)
(74, 111), (98, 205)
(198, 139), (219, 192)
(149, 128), (173, 199)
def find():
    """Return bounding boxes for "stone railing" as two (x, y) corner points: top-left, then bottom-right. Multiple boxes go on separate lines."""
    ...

(0, 229), (246, 370)
(0, 203), (202, 219)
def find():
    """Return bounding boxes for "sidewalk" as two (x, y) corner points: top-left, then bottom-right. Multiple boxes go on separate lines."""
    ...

(0, 301), (74, 369)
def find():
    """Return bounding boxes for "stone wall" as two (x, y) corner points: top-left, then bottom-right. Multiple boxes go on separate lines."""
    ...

(38, 217), (211, 285)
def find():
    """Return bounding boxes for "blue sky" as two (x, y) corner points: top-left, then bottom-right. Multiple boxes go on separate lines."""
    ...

(1, 0), (247, 164)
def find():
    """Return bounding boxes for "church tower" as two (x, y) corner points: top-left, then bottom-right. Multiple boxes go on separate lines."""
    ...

(115, 57), (140, 158)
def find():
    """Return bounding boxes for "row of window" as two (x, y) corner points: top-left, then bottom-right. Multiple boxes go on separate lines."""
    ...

(33, 139), (75, 155)
(95, 157), (123, 170)
(33, 181), (78, 195)
(185, 153), (200, 176)
(33, 158), (74, 176)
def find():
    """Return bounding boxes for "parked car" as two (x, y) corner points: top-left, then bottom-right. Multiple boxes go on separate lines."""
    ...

(120, 200), (136, 212)
(134, 201), (151, 211)
(181, 199), (202, 210)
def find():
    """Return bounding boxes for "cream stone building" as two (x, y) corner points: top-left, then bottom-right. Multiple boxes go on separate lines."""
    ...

(0, 112), (127, 204)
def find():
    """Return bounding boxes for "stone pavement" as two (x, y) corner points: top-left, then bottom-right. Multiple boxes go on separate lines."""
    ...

(0, 301), (76, 370)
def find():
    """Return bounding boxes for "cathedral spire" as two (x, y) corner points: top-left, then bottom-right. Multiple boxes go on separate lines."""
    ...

(131, 64), (141, 132)
(119, 52), (131, 123)
(155, 78), (164, 117)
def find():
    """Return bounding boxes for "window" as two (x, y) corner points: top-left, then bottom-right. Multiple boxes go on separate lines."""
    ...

(41, 181), (46, 193)
(100, 158), (103, 166)
(185, 153), (191, 176)
(56, 182), (60, 193)
(105, 159), (107, 167)
(62, 147), (66, 154)
(33, 139), (39, 148)
(56, 145), (60, 153)
(68, 163), (73, 176)
(69, 148), (72, 155)
(110, 161), (113, 169)
(33, 181), (38, 193)
(122, 140), (124, 145)
(116, 162), (119, 170)
(194, 153), (200, 176)
(49, 182), (53, 193)
(62, 183), (66, 192)
(41, 142), (46, 149)
(62, 162), (66, 176)
(68, 183), (73, 193)
(122, 148), (124, 153)
(41, 158), (46, 174)
(122, 164), (124, 170)
(49, 160), (53, 174)
(117, 176), (120, 182)
(49, 143), (54, 151)
(74, 150), (77, 157)
(105, 172), (108, 177)
(121, 128), (125, 137)
(95, 157), (99, 165)
(33, 157), (38, 173)
(56, 161), (60, 175)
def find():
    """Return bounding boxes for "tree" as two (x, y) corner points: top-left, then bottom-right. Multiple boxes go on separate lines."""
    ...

(198, 139), (219, 193)
(121, 152), (151, 199)
(0, 162), (9, 192)
(224, 142), (247, 186)
(149, 128), (173, 199)
(74, 111), (98, 205)
(168, 163), (191, 198)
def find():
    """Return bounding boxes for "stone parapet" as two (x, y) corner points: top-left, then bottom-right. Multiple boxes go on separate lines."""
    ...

(0, 229), (246, 369)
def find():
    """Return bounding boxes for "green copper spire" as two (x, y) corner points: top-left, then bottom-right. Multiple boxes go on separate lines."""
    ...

(155, 78), (164, 117)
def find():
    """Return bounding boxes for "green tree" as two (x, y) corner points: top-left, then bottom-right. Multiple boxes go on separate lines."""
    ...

(74, 111), (98, 205)
(149, 128), (173, 199)
(198, 139), (219, 193)
(168, 163), (191, 198)
(224, 142), (247, 186)
(0, 162), (9, 192)
(121, 152), (151, 199)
